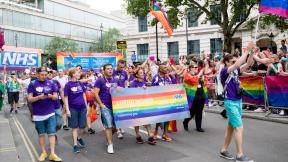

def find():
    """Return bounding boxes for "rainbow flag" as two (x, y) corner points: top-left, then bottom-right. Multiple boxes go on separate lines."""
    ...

(265, 76), (288, 107)
(184, 80), (209, 109)
(259, 0), (288, 18)
(150, 1), (173, 36)
(112, 84), (190, 128)
(240, 76), (265, 106)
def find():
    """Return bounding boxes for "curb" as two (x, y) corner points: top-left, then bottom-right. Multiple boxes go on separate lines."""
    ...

(205, 109), (288, 124)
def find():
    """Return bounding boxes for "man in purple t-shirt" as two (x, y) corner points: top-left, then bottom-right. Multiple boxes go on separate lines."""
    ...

(27, 67), (62, 162)
(94, 63), (118, 154)
(219, 43), (255, 162)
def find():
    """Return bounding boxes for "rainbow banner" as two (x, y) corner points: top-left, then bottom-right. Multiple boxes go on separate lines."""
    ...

(111, 84), (190, 128)
(184, 81), (208, 109)
(56, 52), (123, 70)
(240, 76), (265, 106)
(265, 76), (288, 107)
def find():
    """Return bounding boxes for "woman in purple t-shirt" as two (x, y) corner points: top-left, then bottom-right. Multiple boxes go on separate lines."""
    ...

(64, 68), (88, 154)
(130, 68), (157, 145)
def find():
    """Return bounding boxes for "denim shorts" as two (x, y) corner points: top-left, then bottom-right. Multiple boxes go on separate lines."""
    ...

(35, 115), (56, 136)
(224, 99), (243, 128)
(101, 108), (115, 129)
(55, 108), (63, 131)
(68, 109), (87, 129)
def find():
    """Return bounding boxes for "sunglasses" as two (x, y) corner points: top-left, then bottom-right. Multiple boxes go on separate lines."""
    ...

(230, 60), (236, 64)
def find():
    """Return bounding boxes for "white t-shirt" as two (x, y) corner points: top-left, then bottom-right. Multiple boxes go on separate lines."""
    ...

(54, 75), (69, 88)
(150, 65), (159, 78)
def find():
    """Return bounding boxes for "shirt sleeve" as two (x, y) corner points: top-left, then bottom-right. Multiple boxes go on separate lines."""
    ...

(27, 82), (34, 94)
(64, 83), (69, 96)
(94, 77), (102, 89)
(80, 82), (86, 92)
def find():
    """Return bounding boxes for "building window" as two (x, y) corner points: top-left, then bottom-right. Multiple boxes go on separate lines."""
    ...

(138, 16), (148, 32)
(187, 8), (200, 27)
(210, 38), (223, 55)
(137, 43), (149, 62)
(210, 4), (221, 25)
(188, 40), (200, 55)
(168, 42), (179, 61)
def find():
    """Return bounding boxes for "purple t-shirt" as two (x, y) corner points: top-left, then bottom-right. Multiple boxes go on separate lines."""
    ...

(27, 79), (56, 116)
(82, 82), (93, 91)
(94, 77), (117, 109)
(64, 81), (86, 111)
(113, 70), (128, 88)
(51, 79), (61, 109)
(151, 74), (173, 86)
(130, 79), (146, 88)
(220, 67), (241, 100)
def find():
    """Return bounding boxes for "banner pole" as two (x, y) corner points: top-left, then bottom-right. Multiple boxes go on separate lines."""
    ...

(254, 14), (261, 43)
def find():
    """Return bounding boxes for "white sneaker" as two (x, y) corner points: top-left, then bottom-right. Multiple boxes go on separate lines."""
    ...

(120, 129), (125, 134)
(279, 110), (285, 116)
(117, 132), (124, 139)
(107, 144), (114, 154)
(254, 108), (264, 113)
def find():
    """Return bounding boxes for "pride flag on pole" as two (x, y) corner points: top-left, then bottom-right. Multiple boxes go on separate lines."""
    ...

(259, 0), (288, 18)
(150, 0), (173, 36)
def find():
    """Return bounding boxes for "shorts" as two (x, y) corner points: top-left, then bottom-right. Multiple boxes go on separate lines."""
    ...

(224, 99), (243, 128)
(8, 92), (19, 104)
(68, 109), (87, 129)
(35, 115), (56, 136)
(101, 108), (115, 129)
(55, 108), (63, 131)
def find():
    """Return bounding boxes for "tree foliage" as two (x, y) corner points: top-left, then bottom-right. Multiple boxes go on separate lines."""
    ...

(89, 28), (122, 52)
(125, 0), (288, 53)
(45, 37), (78, 69)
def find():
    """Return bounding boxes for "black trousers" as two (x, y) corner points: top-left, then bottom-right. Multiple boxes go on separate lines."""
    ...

(183, 98), (205, 129)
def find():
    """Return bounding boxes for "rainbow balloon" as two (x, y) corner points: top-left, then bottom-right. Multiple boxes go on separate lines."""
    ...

(112, 84), (190, 128)
(265, 76), (288, 107)
(240, 76), (265, 106)
(151, 1), (173, 36)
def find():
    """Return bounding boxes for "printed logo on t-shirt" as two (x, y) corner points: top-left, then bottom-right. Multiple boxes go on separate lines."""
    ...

(36, 87), (44, 93)
(71, 87), (78, 92)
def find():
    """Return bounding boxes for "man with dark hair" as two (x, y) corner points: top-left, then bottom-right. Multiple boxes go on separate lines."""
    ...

(94, 64), (118, 154)
(280, 40), (287, 54)
(6, 71), (20, 114)
(27, 67), (62, 162)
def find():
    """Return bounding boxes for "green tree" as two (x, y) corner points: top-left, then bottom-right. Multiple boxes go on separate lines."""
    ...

(125, 0), (288, 53)
(89, 28), (122, 52)
(45, 37), (78, 69)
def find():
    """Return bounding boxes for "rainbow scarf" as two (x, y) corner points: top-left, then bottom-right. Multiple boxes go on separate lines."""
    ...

(240, 76), (265, 106)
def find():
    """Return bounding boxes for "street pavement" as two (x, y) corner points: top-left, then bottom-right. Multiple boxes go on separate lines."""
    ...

(2, 105), (288, 162)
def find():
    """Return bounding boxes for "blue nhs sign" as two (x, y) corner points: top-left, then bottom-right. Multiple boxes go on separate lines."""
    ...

(1, 51), (40, 67)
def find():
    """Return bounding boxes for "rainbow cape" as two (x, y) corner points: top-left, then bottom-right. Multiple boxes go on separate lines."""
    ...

(240, 76), (265, 106)
(150, 1), (173, 36)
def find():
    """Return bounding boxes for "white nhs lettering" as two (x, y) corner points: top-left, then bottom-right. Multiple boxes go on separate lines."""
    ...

(2, 52), (38, 66)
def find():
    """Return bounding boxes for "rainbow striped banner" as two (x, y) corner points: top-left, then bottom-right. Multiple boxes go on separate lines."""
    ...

(265, 76), (288, 107)
(184, 81), (208, 108)
(111, 84), (190, 128)
(240, 76), (265, 106)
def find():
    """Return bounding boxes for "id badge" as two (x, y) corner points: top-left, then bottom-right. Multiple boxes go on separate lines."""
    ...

(106, 83), (111, 88)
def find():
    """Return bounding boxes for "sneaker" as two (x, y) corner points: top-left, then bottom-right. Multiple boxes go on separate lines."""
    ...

(10, 108), (14, 113)
(88, 128), (96, 134)
(279, 110), (285, 116)
(15, 110), (18, 114)
(136, 136), (144, 144)
(196, 128), (205, 132)
(77, 138), (86, 148)
(236, 155), (254, 162)
(162, 134), (172, 142)
(254, 107), (264, 113)
(73, 145), (81, 154)
(117, 132), (124, 139)
(183, 121), (189, 131)
(107, 144), (114, 154)
(49, 153), (62, 162)
(220, 151), (234, 160)
(147, 137), (156, 145)
(38, 152), (48, 161)
(63, 125), (70, 130)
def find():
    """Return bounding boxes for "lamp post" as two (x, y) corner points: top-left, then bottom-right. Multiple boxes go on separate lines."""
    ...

(268, 32), (274, 52)
(185, 9), (189, 55)
(14, 33), (18, 48)
(100, 23), (103, 52)
(156, 22), (159, 61)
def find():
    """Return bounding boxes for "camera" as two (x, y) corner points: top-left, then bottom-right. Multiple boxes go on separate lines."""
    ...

(236, 86), (244, 96)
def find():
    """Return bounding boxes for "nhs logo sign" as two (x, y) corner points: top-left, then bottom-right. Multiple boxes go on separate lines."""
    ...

(1, 51), (40, 67)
